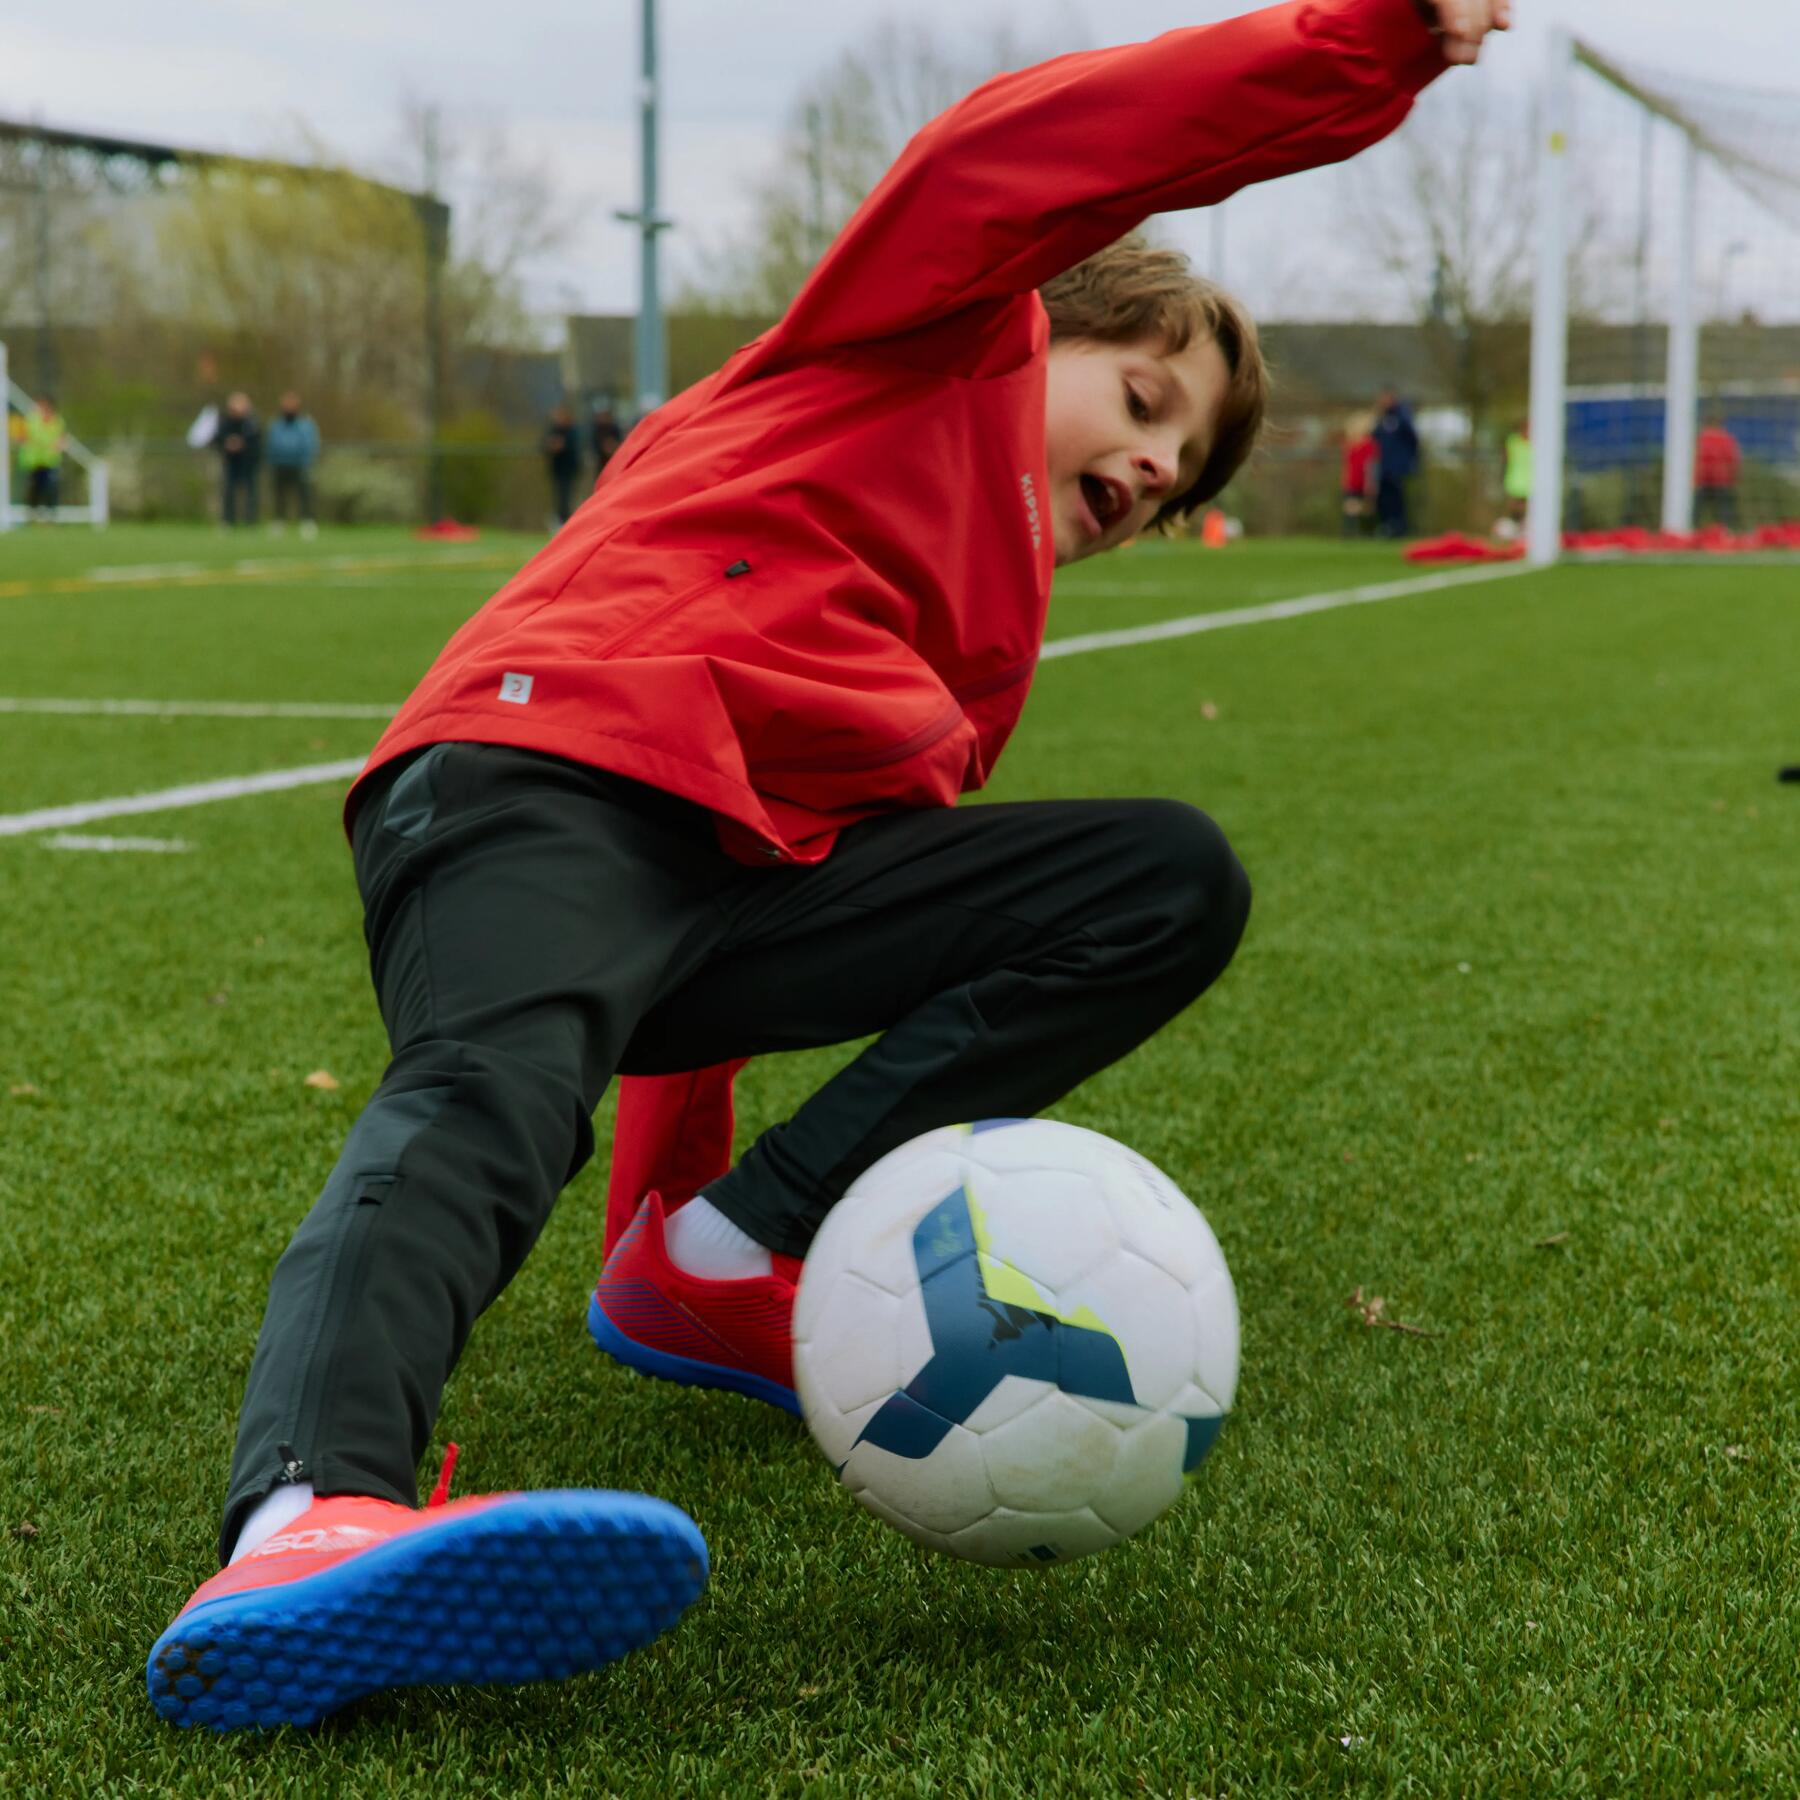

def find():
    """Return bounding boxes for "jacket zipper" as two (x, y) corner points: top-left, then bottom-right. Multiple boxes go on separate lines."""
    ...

(590, 558), (752, 660)
(589, 552), (1035, 780)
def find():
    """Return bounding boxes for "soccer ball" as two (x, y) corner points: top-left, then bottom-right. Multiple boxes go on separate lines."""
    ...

(792, 1119), (1237, 1567)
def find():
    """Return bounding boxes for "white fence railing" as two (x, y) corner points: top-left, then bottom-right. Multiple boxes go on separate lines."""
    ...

(0, 341), (110, 532)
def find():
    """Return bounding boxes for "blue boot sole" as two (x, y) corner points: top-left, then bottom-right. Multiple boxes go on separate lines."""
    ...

(146, 1490), (707, 1731)
(587, 1292), (801, 1417)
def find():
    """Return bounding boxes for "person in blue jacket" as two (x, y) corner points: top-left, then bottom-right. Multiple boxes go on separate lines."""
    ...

(267, 391), (321, 537)
(1371, 386), (1421, 537)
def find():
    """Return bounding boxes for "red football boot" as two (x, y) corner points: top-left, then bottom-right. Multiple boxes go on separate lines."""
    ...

(145, 1462), (707, 1731)
(588, 1193), (801, 1415)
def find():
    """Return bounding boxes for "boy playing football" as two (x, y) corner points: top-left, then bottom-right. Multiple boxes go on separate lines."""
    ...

(148, 0), (1506, 1731)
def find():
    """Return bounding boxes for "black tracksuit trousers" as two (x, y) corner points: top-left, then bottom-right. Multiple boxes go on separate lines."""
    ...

(221, 742), (1251, 1558)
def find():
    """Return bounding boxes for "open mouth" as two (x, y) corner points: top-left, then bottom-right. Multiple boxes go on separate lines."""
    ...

(1079, 473), (1126, 537)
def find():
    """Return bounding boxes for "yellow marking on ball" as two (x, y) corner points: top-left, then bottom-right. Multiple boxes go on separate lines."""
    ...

(962, 1183), (1121, 1344)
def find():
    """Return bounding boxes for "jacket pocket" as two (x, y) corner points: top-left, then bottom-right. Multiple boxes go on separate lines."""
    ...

(745, 694), (966, 777)
(745, 651), (1035, 780)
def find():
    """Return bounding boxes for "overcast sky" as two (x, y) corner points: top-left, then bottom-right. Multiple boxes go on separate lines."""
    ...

(9, 1), (1798, 318)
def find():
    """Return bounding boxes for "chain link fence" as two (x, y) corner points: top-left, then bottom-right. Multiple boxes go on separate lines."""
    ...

(98, 439), (566, 532)
(94, 434), (1507, 543)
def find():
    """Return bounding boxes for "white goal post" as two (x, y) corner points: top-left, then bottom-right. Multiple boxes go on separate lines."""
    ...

(0, 340), (110, 532)
(1528, 33), (1800, 563)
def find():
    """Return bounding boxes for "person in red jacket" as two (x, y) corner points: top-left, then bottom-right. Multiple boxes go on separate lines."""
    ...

(1694, 412), (1742, 529)
(1340, 413), (1380, 535)
(147, 0), (1507, 1733)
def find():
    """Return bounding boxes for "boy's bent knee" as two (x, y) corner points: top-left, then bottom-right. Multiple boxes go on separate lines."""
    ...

(1130, 800), (1249, 921)
(1124, 800), (1251, 982)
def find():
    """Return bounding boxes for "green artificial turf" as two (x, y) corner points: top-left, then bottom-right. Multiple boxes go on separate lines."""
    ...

(1, 524), (1795, 1795)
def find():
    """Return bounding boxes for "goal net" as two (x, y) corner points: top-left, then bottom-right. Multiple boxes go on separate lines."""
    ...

(1527, 35), (1800, 561)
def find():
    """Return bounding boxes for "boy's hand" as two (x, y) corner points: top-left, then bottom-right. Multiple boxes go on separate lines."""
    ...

(1412, 0), (1511, 64)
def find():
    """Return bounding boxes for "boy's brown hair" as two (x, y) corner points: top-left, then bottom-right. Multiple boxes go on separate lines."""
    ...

(1040, 233), (1267, 527)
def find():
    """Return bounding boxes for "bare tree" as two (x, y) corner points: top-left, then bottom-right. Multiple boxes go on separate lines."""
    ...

(1337, 84), (1535, 437)
(680, 9), (1085, 317)
(123, 162), (430, 434)
(386, 103), (578, 351)
(1337, 82), (1625, 435)
(0, 141), (118, 384)
(47, 106), (578, 449)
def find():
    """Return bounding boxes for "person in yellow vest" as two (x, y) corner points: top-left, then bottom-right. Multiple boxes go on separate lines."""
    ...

(1496, 416), (1532, 540)
(19, 394), (69, 522)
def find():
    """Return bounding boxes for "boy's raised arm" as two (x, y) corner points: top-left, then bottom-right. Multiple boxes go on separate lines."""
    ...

(768, 0), (1460, 361)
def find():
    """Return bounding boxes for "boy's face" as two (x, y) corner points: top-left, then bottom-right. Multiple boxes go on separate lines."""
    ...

(1043, 332), (1231, 566)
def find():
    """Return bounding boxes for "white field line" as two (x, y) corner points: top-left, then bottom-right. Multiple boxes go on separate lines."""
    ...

(1039, 561), (1532, 660)
(0, 697), (394, 720)
(3, 564), (1535, 727)
(86, 560), (208, 581)
(0, 760), (365, 839)
(45, 834), (192, 852)
(0, 563), (1538, 840)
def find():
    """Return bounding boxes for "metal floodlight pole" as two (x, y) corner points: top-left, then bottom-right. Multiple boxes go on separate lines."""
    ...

(1661, 131), (1700, 533)
(1526, 27), (1573, 567)
(614, 0), (673, 421)
(422, 108), (449, 523)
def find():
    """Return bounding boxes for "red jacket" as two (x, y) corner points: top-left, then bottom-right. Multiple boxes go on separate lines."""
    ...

(1342, 434), (1379, 496)
(349, 0), (1446, 1249)
(1695, 425), (1740, 490)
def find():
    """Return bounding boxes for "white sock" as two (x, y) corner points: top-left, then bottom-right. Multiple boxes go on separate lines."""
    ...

(663, 1194), (773, 1280)
(228, 1481), (316, 1565)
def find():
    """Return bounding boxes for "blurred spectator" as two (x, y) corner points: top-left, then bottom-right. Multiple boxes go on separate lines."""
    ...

(1498, 418), (1532, 539)
(543, 402), (582, 526)
(591, 406), (624, 482)
(1694, 414), (1741, 529)
(215, 392), (262, 528)
(267, 390), (321, 539)
(1340, 414), (1378, 537)
(19, 393), (68, 522)
(1371, 387), (1420, 538)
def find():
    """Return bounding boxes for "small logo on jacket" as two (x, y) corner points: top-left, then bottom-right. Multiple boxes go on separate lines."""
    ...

(499, 672), (534, 705)
(1019, 473), (1042, 552)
